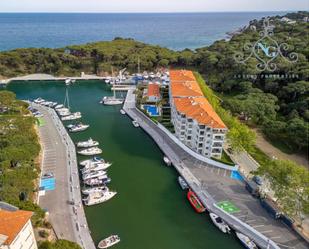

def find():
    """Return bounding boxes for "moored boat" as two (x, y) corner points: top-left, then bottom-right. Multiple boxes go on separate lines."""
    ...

(34, 97), (45, 104)
(77, 138), (99, 148)
(61, 112), (82, 121)
(101, 97), (124, 106)
(132, 120), (139, 127)
(209, 213), (231, 233)
(82, 170), (107, 181)
(83, 191), (117, 206)
(98, 235), (120, 249)
(79, 156), (105, 166)
(69, 123), (89, 132)
(163, 156), (171, 166)
(55, 104), (64, 109)
(84, 176), (111, 186)
(81, 162), (112, 174)
(120, 109), (126, 115)
(178, 176), (189, 190)
(236, 232), (258, 249)
(78, 147), (102, 156)
(82, 186), (109, 195)
(187, 190), (206, 213)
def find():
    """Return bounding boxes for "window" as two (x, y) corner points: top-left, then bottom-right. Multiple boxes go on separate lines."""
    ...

(187, 136), (192, 140)
(200, 131), (205, 135)
(188, 118), (193, 122)
(198, 143), (203, 148)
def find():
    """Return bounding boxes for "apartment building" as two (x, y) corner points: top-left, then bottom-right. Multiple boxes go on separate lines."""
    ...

(0, 206), (37, 249)
(169, 70), (227, 158)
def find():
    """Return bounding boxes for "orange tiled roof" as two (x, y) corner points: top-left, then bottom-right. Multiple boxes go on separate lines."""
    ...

(170, 70), (196, 82)
(170, 70), (203, 97)
(0, 209), (33, 245)
(173, 97), (226, 129)
(147, 83), (160, 97)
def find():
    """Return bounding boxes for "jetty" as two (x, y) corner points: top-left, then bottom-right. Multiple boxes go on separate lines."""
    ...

(123, 89), (308, 249)
(34, 103), (96, 249)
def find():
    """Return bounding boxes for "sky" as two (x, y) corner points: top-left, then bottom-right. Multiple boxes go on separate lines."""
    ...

(0, 0), (308, 13)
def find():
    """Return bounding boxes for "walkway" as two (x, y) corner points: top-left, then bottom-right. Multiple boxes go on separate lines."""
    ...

(2, 73), (106, 84)
(123, 90), (308, 249)
(34, 103), (96, 249)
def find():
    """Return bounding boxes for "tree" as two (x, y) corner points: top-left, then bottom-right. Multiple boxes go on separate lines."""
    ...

(257, 160), (309, 223)
(39, 240), (82, 249)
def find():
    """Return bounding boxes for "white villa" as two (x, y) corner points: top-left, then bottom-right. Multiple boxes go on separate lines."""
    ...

(169, 70), (227, 158)
(0, 205), (37, 249)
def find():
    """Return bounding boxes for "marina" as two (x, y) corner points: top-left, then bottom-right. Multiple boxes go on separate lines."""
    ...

(9, 80), (245, 249)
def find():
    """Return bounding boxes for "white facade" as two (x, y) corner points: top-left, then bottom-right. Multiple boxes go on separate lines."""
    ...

(0, 219), (37, 249)
(170, 99), (226, 158)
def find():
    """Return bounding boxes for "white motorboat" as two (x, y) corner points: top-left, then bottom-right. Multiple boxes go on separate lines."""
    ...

(132, 120), (139, 127)
(120, 109), (126, 115)
(98, 235), (120, 249)
(61, 112), (82, 121)
(56, 107), (70, 113)
(79, 157), (105, 166)
(178, 176), (189, 190)
(34, 98), (45, 104)
(84, 191), (117, 206)
(163, 156), (172, 166)
(58, 110), (71, 117)
(55, 104), (64, 109)
(101, 97), (123, 106)
(65, 78), (72, 85)
(83, 170), (107, 181)
(77, 138), (99, 148)
(81, 162), (112, 174)
(82, 186), (109, 195)
(78, 147), (102, 156)
(236, 232), (258, 249)
(69, 124), (89, 133)
(84, 177), (111, 186)
(209, 213), (231, 234)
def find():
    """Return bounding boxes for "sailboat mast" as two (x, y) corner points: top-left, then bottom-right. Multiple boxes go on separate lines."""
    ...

(138, 56), (140, 74)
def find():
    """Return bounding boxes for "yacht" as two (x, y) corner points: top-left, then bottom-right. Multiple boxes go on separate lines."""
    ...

(79, 157), (105, 166)
(82, 186), (109, 195)
(98, 235), (121, 249)
(55, 104), (64, 109)
(84, 177), (111, 186)
(61, 112), (82, 121)
(120, 109), (126, 115)
(34, 98), (45, 104)
(209, 213), (231, 234)
(132, 120), (139, 127)
(100, 96), (123, 106)
(81, 162), (112, 174)
(77, 138), (99, 148)
(82, 170), (107, 181)
(236, 232), (258, 249)
(69, 123), (89, 133)
(178, 176), (189, 190)
(78, 147), (102, 156)
(48, 102), (58, 108)
(56, 107), (70, 113)
(83, 191), (117, 206)
(58, 110), (71, 117)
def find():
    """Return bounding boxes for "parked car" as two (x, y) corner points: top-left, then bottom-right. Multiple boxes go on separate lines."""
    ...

(252, 175), (263, 185)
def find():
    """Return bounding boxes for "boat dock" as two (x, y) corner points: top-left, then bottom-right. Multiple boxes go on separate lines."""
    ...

(34, 103), (96, 249)
(123, 89), (308, 249)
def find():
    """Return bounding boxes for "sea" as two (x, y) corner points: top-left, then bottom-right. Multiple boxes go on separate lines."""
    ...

(0, 12), (287, 51)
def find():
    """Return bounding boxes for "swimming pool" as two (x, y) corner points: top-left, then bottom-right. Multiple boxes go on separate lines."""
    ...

(143, 105), (160, 116)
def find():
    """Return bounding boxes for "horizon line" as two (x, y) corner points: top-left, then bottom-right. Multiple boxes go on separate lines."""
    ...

(0, 10), (304, 14)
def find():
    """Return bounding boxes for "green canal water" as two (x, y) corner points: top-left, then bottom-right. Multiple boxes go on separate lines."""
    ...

(8, 81), (243, 249)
